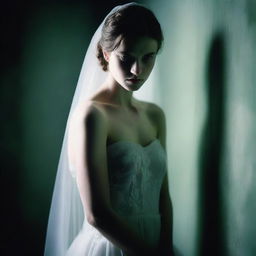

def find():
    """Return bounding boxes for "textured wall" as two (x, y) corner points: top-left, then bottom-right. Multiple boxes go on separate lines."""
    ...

(146, 0), (256, 255)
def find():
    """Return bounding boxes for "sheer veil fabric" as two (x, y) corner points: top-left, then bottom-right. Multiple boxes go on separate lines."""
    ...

(44, 2), (160, 255)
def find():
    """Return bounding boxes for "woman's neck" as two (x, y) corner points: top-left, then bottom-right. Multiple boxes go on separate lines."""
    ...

(100, 75), (136, 109)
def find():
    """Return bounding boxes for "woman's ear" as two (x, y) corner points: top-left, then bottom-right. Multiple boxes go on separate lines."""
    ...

(103, 50), (110, 62)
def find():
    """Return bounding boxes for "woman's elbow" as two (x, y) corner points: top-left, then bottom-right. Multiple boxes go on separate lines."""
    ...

(86, 212), (97, 226)
(86, 207), (112, 228)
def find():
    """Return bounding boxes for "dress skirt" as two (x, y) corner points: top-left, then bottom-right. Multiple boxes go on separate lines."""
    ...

(66, 213), (161, 256)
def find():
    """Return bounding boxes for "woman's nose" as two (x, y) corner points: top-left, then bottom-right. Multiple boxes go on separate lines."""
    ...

(130, 60), (142, 76)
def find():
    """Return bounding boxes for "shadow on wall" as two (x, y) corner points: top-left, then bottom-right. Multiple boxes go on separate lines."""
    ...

(197, 32), (227, 256)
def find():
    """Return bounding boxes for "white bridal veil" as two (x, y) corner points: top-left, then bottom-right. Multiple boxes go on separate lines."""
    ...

(44, 2), (160, 255)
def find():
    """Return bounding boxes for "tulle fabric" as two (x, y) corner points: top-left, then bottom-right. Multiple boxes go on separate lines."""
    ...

(65, 214), (161, 256)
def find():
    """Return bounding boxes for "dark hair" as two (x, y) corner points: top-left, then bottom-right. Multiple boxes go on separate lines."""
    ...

(97, 4), (164, 71)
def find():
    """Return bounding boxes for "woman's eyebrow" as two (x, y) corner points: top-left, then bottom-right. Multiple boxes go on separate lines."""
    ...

(117, 51), (131, 55)
(144, 52), (157, 55)
(117, 51), (156, 55)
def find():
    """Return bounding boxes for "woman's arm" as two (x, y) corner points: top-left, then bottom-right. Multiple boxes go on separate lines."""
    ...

(153, 104), (174, 255)
(68, 103), (158, 256)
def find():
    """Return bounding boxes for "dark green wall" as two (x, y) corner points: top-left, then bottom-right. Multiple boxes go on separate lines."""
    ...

(148, 0), (256, 255)
(1, 1), (143, 255)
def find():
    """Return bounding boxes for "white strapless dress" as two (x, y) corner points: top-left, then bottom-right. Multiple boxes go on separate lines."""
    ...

(66, 139), (167, 256)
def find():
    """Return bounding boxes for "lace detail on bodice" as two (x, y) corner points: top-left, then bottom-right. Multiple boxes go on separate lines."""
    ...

(106, 139), (167, 217)
(65, 139), (167, 254)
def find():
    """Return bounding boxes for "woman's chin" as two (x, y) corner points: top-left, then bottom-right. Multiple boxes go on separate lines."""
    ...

(124, 81), (144, 91)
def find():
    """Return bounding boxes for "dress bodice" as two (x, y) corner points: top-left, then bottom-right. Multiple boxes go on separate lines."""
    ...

(106, 139), (167, 217)
(65, 139), (168, 255)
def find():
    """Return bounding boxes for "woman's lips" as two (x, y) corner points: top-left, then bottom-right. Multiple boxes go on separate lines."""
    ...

(126, 78), (143, 83)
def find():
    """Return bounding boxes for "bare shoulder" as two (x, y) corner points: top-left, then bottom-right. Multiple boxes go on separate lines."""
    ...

(68, 101), (108, 164)
(148, 102), (165, 120)
(70, 100), (108, 126)
(68, 100), (109, 150)
(137, 99), (166, 125)
(137, 100), (166, 147)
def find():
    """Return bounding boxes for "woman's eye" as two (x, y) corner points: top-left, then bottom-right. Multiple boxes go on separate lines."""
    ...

(119, 55), (133, 62)
(143, 54), (155, 62)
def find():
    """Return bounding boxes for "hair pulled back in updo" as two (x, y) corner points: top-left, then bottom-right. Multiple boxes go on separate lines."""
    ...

(96, 4), (164, 71)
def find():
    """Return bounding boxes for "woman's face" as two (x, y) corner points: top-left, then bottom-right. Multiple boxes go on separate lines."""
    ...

(104, 36), (158, 91)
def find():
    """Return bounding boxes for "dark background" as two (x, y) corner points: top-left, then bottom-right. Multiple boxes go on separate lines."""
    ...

(1, 1), (144, 255)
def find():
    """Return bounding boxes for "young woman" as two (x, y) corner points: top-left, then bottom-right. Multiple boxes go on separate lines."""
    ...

(44, 3), (174, 256)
